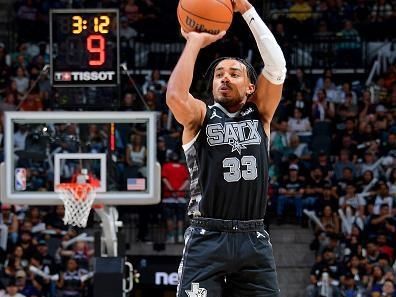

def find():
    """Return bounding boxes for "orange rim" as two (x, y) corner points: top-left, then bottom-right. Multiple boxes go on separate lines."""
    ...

(56, 183), (96, 201)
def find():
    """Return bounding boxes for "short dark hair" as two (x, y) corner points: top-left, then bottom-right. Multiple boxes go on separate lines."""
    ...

(204, 57), (258, 96)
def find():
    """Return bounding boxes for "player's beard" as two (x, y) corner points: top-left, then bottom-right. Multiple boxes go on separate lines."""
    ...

(213, 94), (244, 109)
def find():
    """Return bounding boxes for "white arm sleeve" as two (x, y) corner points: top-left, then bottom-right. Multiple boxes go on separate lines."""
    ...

(242, 7), (286, 85)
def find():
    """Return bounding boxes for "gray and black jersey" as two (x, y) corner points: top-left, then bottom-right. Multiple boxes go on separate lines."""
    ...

(183, 102), (269, 220)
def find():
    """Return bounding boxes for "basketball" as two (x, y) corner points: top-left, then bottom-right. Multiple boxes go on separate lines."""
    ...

(177, 0), (233, 34)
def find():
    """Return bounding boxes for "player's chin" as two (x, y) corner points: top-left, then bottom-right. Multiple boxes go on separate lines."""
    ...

(214, 96), (239, 106)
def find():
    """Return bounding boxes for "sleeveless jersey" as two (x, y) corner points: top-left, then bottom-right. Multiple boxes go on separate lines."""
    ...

(183, 102), (269, 220)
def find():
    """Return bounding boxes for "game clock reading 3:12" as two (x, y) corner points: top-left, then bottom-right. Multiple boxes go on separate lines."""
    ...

(50, 9), (119, 87)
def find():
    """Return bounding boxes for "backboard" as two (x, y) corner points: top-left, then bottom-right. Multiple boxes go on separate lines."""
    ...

(1, 111), (160, 205)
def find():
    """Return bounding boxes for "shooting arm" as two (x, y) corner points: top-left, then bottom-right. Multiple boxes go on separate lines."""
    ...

(166, 31), (224, 141)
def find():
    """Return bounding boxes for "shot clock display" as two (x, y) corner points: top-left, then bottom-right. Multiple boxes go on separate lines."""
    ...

(50, 9), (119, 87)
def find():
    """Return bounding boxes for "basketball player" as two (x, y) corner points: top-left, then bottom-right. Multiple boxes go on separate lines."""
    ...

(166, 0), (286, 296)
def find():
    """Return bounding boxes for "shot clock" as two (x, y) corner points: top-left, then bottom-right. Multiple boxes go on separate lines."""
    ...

(50, 9), (120, 87)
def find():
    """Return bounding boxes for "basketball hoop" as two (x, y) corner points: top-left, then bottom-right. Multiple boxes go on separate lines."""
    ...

(56, 183), (96, 228)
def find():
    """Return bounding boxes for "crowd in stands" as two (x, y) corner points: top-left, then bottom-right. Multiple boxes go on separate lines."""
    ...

(0, 0), (395, 296)
(273, 62), (396, 296)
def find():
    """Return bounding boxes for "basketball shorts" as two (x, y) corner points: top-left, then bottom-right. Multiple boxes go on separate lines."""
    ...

(176, 217), (280, 297)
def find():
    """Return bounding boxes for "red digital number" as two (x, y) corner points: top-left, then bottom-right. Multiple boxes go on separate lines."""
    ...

(87, 34), (105, 66)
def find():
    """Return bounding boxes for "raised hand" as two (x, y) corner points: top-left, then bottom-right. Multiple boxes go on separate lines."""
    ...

(231, 0), (252, 14)
(180, 28), (226, 49)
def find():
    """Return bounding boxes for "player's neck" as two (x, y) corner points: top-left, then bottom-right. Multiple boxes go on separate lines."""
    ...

(214, 102), (244, 114)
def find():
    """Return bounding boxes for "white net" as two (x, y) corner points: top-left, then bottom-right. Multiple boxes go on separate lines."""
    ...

(56, 183), (96, 228)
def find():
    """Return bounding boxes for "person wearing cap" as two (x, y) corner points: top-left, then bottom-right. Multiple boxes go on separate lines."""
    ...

(277, 164), (305, 224)
(36, 239), (56, 275)
(15, 269), (40, 297)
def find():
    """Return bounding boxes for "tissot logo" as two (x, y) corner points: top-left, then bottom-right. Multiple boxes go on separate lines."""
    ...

(206, 120), (261, 154)
(54, 71), (115, 81)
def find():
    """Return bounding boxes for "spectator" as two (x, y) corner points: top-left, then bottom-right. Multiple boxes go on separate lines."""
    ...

(56, 258), (83, 297)
(119, 92), (142, 111)
(15, 269), (40, 297)
(18, 91), (43, 111)
(277, 164), (305, 224)
(36, 240), (56, 275)
(142, 69), (167, 96)
(288, 133), (311, 161)
(0, 205), (19, 245)
(307, 249), (343, 297)
(4, 278), (25, 297)
(161, 152), (189, 243)
(123, 0), (142, 26)
(339, 183), (366, 215)
(125, 134), (147, 179)
(12, 67), (29, 98)
(288, 108), (312, 140)
(358, 151), (382, 178)
(314, 182), (339, 215)
(372, 182), (393, 215)
(270, 120), (290, 164)
(28, 254), (50, 296)
(313, 151), (333, 180)
(312, 89), (335, 121)
(44, 205), (67, 232)
(304, 167), (327, 212)
(336, 20), (361, 67)
(381, 279), (396, 297)
(367, 265), (386, 293)
(119, 16), (138, 41)
(0, 93), (17, 112)
(334, 150), (356, 181)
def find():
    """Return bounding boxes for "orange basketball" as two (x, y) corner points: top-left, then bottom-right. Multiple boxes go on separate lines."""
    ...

(177, 0), (233, 34)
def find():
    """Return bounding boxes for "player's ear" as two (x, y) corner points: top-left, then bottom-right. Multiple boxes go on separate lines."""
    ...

(246, 83), (255, 95)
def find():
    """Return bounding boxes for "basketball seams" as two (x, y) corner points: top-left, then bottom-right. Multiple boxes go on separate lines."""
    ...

(215, 0), (233, 15)
(177, 5), (190, 32)
(179, 0), (232, 24)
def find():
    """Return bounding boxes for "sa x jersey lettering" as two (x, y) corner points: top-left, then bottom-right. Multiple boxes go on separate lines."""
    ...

(206, 120), (261, 154)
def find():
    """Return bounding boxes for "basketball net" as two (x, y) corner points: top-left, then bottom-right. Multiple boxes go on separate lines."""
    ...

(56, 169), (97, 228)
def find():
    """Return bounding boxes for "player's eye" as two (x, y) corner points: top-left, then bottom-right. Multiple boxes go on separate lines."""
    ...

(215, 73), (223, 78)
(231, 73), (239, 78)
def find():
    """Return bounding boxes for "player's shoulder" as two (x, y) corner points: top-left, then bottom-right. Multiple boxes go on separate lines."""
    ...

(240, 102), (259, 117)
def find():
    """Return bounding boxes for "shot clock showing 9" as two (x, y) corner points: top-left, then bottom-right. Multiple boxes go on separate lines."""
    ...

(50, 9), (120, 87)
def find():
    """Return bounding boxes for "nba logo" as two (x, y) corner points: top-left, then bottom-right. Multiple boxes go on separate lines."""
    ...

(15, 168), (26, 191)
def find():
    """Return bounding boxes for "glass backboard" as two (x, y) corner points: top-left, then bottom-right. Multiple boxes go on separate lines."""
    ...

(1, 111), (160, 205)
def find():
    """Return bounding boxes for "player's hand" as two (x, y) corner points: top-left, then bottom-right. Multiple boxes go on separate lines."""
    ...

(231, 0), (252, 13)
(180, 28), (225, 48)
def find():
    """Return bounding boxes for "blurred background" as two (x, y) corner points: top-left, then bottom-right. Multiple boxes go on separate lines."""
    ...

(0, 0), (395, 296)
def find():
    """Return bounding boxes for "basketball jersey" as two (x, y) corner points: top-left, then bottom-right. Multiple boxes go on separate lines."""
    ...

(183, 102), (269, 220)
(62, 271), (82, 296)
